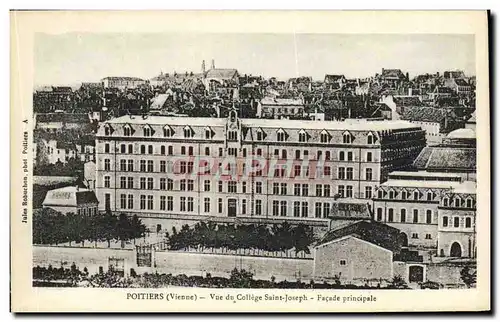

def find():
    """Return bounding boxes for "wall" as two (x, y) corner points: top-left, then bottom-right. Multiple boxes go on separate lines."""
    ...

(314, 236), (393, 283)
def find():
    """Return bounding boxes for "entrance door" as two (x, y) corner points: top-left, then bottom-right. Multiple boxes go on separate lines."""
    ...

(227, 199), (237, 217)
(450, 242), (462, 257)
(409, 265), (424, 283)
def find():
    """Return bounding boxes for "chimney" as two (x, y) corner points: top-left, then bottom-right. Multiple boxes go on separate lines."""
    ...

(76, 185), (79, 192)
(201, 60), (206, 73)
(211, 59), (215, 69)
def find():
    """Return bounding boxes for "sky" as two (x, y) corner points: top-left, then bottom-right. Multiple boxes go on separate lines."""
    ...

(34, 33), (475, 86)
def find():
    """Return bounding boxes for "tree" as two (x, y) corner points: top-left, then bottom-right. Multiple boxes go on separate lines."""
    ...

(389, 275), (408, 289)
(116, 213), (132, 248)
(460, 264), (477, 288)
(98, 211), (118, 248)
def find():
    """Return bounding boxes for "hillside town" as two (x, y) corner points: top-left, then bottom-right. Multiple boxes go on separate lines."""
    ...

(33, 60), (477, 289)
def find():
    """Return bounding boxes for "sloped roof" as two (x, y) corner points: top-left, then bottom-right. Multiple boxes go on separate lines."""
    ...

(102, 76), (144, 81)
(393, 96), (424, 107)
(467, 111), (476, 123)
(260, 97), (304, 106)
(329, 199), (372, 220)
(413, 146), (476, 170)
(317, 220), (402, 253)
(447, 128), (476, 140)
(149, 94), (170, 110)
(400, 107), (448, 123)
(454, 78), (470, 86)
(324, 74), (345, 83)
(381, 69), (405, 79)
(36, 113), (90, 124)
(205, 68), (238, 79)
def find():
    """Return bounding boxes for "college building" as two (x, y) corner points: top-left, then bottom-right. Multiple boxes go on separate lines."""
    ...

(94, 111), (426, 229)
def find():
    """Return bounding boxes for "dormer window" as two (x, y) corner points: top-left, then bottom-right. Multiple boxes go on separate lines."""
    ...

(277, 129), (287, 142)
(205, 127), (212, 139)
(104, 125), (112, 136)
(454, 197), (461, 208)
(401, 190), (407, 200)
(256, 128), (265, 141)
(164, 126), (174, 137)
(413, 191), (420, 200)
(343, 131), (353, 144)
(123, 125), (132, 137)
(389, 190), (395, 199)
(466, 198), (473, 208)
(298, 129), (307, 143)
(367, 132), (375, 144)
(443, 197), (449, 207)
(377, 190), (384, 199)
(427, 191), (433, 201)
(143, 126), (152, 137)
(228, 130), (237, 141)
(320, 130), (330, 143)
(184, 126), (193, 138)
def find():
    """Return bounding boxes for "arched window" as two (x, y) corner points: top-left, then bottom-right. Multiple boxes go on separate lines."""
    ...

(123, 127), (131, 136)
(298, 130), (307, 142)
(164, 127), (173, 137)
(465, 217), (472, 228)
(427, 191), (433, 201)
(388, 190), (395, 199)
(443, 197), (449, 207)
(453, 217), (460, 227)
(184, 127), (193, 138)
(442, 216), (448, 227)
(343, 133), (352, 144)
(320, 132), (329, 143)
(205, 129), (212, 139)
(367, 133), (374, 144)
(228, 130), (237, 141)
(339, 151), (345, 161)
(413, 191), (420, 200)
(454, 198), (461, 208)
(143, 127), (151, 137)
(466, 198), (473, 208)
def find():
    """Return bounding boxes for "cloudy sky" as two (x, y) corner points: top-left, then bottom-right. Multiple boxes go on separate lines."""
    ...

(34, 33), (475, 86)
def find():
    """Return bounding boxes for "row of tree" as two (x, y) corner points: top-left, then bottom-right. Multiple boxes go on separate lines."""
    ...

(33, 209), (147, 248)
(167, 221), (315, 256)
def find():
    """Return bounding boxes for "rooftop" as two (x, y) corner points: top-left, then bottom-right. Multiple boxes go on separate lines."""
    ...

(452, 181), (477, 194)
(467, 111), (476, 123)
(205, 68), (238, 79)
(413, 146), (476, 170)
(446, 128), (476, 140)
(42, 186), (98, 207)
(388, 171), (463, 179)
(102, 76), (144, 81)
(105, 115), (422, 132)
(380, 179), (464, 189)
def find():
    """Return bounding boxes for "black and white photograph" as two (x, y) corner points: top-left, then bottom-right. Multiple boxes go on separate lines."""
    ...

(10, 10), (490, 312)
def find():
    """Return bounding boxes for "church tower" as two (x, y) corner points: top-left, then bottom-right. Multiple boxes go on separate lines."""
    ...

(211, 59), (215, 69)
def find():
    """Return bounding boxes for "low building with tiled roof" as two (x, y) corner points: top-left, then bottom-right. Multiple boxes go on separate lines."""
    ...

(102, 76), (145, 89)
(42, 186), (99, 215)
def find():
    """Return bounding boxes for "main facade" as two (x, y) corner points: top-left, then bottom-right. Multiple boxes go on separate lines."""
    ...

(95, 112), (426, 227)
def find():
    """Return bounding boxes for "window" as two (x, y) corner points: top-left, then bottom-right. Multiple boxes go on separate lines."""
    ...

(411, 233), (419, 239)
(140, 195), (146, 210)
(302, 184), (309, 196)
(228, 130), (237, 141)
(181, 146), (186, 155)
(256, 182), (262, 194)
(323, 203), (330, 218)
(413, 191), (420, 200)
(167, 196), (173, 211)
(257, 131), (264, 141)
(366, 152), (373, 162)
(127, 160), (134, 171)
(120, 176), (126, 188)
(143, 127), (152, 137)
(273, 183), (279, 195)
(277, 131), (286, 142)
(147, 160), (154, 172)
(347, 152), (353, 161)
(338, 185), (345, 198)
(413, 209), (419, 223)
(427, 192), (433, 201)
(184, 127), (192, 138)
(104, 143), (110, 153)
(388, 208), (394, 222)
(339, 151), (345, 161)
(140, 145), (146, 154)
(299, 132), (307, 142)
(320, 132), (329, 143)
(242, 199), (247, 214)
(205, 129), (211, 139)
(204, 198), (210, 213)
(346, 185), (353, 198)
(167, 179), (173, 191)
(160, 178), (166, 190)
(280, 183), (287, 195)
(228, 181), (237, 193)
(180, 179), (186, 191)
(218, 181), (223, 193)
(465, 217), (472, 228)
(160, 145), (165, 155)
(104, 126), (111, 136)
(401, 209), (407, 222)
(160, 196), (166, 211)
(127, 144), (133, 154)
(168, 146), (173, 155)
(324, 185), (331, 197)
(346, 167), (353, 180)
(187, 180), (194, 191)
(365, 186), (372, 199)
(148, 145), (153, 154)
(401, 191), (407, 200)
(365, 168), (373, 181)
(272, 200), (279, 216)
(280, 201), (287, 217)
(324, 166), (331, 176)
(340, 260), (347, 266)
(376, 208), (383, 221)
(325, 151), (331, 161)
(104, 159), (111, 171)
(466, 198), (473, 208)
(188, 146), (194, 156)
(367, 134), (374, 144)
(443, 197), (449, 207)
(120, 194), (126, 209)
(164, 127), (173, 137)
(301, 202), (308, 217)
(316, 184), (322, 197)
(128, 195), (134, 209)
(160, 161), (166, 173)
(453, 217), (460, 228)
(123, 127), (131, 136)
(204, 180), (210, 191)
(343, 133), (351, 144)
(425, 234), (432, 240)
(389, 190), (395, 199)
(104, 176), (110, 188)
(282, 149), (287, 159)
(338, 167), (345, 179)
(293, 201), (300, 217)
(315, 202), (322, 218)
(442, 216), (448, 227)
(454, 198), (461, 208)
(426, 210), (432, 224)
(140, 177), (146, 189)
(255, 200), (262, 215)
(204, 147), (210, 156)
(127, 177), (133, 189)
(140, 160), (146, 172)
(180, 197), (186, 212)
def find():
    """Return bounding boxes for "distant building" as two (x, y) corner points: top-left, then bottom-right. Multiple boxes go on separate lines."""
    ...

(437, 181), (477, 258)
(34, 112), (91, 132)
(83, 161), (96, 190)
(324, 74), (346, 90)
(257, 97), (305, 118)
(38, 139), (77, 164)
(413, 128), (476, 181)
(377, 68), (408, 89)
(102, 76), (145, 89)
(42, 186), (99, 215)
(444, 78), (473, 95)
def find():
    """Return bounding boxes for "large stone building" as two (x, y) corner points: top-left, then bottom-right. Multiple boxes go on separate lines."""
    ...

(95, 112), (425, 229)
